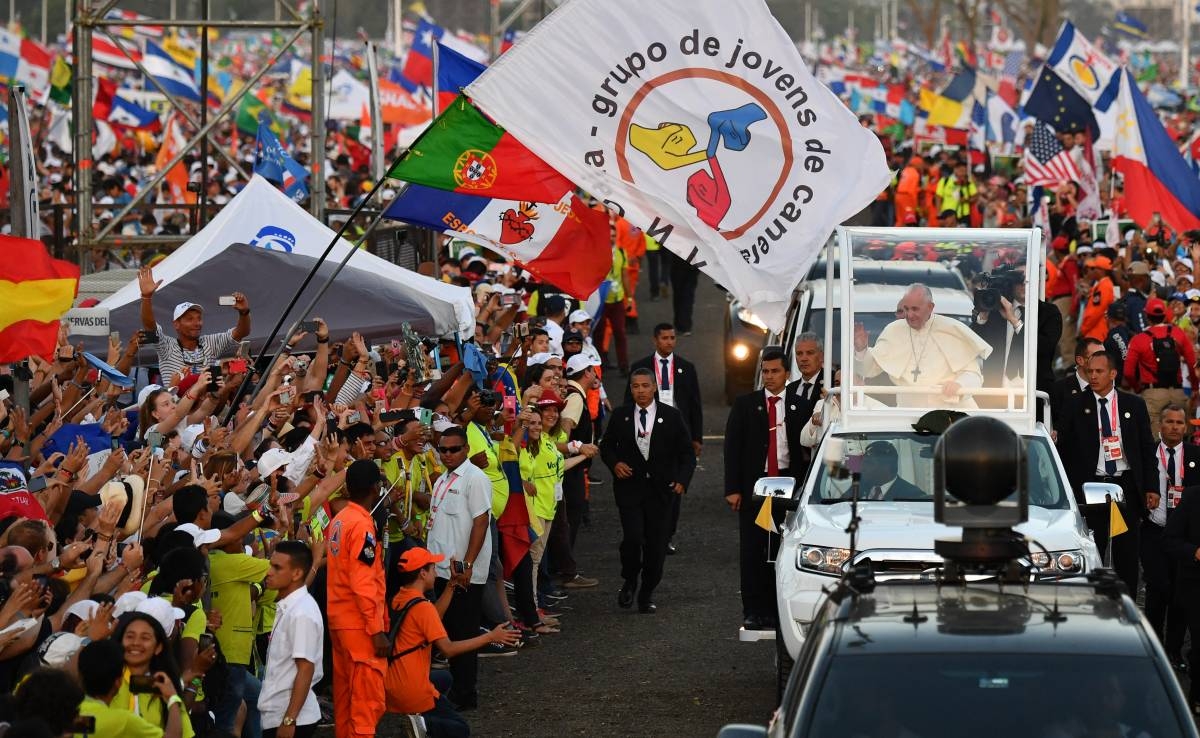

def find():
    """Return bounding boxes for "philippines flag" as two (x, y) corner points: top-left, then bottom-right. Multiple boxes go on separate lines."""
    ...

(143, 40), (201, 102)
(384, 185), (612, 300)
(1112, 68), (1200, 232)
(435, 42), (485, 112)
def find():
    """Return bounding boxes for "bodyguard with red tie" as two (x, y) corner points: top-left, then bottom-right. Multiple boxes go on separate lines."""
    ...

(724, 347), (809, 631)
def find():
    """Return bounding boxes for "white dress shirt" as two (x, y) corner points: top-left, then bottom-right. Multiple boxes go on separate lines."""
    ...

(1151, 440), (1184, 526)
(634, 401), (657, 460)
(763, 388), (790, 472)
(1093, 388), (1131, 476)
(426, 460), (493, 585)
(258, 586), (324, 729)
(654, 353), (676, 406)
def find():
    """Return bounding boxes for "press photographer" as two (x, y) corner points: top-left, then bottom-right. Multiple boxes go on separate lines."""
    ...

(971, 267), (1027, 388)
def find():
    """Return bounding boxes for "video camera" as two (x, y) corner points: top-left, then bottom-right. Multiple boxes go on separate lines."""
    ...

(973, 266), (1022, 313)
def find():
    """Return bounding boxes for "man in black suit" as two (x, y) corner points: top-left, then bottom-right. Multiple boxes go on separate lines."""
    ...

(724, 347), (811, 630)
(600, 368), (696, 614)
(785, 333), (825, 464)
(1165, 482), (1200, 707)
(1055, 350), (1157, 593)
(1048, 337), (1102, 424)
(860, 441), (927, 500)
(1141, 404), (1197, 667)
(627, 322), (703, 554)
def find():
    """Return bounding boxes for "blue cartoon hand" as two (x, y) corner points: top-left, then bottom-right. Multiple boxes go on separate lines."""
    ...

(705, 103), (768, 158)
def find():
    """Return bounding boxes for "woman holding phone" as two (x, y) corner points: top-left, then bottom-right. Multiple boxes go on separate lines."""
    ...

(112, 612), (195, 738)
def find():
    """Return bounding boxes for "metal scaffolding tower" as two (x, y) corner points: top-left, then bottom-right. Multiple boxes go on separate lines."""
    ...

(72, 0), (327, 253)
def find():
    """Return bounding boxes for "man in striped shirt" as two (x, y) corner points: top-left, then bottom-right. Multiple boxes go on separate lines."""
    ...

(138, 265), (251, 381)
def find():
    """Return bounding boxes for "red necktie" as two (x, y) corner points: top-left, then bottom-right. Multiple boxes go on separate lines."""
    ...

(767, 396), (780, 475)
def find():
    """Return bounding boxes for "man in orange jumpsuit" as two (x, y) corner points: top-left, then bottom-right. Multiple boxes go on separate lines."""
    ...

(1080, 255), (1116, 343)
(327, 460), (388, 738)
(893, 156), (924, 226)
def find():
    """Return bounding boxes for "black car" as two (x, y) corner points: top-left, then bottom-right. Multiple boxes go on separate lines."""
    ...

(719, 575), (1197, 738)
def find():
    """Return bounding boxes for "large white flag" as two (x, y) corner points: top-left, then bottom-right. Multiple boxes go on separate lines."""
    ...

(467, 0), (889, 331)
(1047, 21), (1120, 112)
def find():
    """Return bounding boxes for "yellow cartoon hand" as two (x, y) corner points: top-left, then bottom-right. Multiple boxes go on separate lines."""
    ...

(629, 122), (709, 171)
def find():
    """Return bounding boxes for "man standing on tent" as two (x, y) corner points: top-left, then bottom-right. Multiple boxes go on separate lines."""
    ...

(138, 265), (252, 381)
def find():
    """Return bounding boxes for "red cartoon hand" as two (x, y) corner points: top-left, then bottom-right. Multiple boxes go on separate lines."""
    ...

(686, 156), (731, 230)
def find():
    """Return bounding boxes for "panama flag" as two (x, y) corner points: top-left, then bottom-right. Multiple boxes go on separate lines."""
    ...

(384, 185), (612, 299)
(1112, 69), (1200, 232)
(1047, 21), (1120, 112)
(0, 30), (51, 91)
(467, 0), (889, 331)
(144, 40), (201, 102)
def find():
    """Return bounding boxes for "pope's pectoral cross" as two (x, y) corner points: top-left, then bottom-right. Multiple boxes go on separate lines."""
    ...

(911, 366), (921, 382)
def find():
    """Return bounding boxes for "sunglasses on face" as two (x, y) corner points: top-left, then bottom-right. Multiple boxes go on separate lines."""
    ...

(437, 445), (465, 454)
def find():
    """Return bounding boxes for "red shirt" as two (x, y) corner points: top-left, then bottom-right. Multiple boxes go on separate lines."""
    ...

(1123, 323), (1198, 392)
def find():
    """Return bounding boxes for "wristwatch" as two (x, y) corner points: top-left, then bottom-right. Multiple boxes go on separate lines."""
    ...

(282, 716), (297, 727)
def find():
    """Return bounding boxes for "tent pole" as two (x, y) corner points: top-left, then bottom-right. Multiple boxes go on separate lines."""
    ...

(223, 181), (400, 422)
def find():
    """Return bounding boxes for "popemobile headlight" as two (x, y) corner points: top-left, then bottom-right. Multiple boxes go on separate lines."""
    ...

(798, 544), (852, 575)
(736, 306), (770, 331)
(731, 343), (751, 361)
(1030, 549), (1085, 575)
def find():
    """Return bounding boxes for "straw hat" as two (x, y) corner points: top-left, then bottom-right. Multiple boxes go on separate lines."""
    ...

(98, 475), (147, 538)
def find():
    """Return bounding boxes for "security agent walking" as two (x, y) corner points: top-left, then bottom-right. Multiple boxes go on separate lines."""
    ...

(1056, 350), (1157, 594)
(724, 347), (810, 630)
(1143, 404), (1197, 668)
(1166, 483), (1200, 709)
(600, 368), (696, 613)
(626, 322), (703, 553)
(785, 333), (825, 474)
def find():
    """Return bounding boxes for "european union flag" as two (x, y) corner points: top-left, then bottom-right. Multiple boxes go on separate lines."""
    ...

(254, 118), (309, 203)
(1023, 66), (1098, 138)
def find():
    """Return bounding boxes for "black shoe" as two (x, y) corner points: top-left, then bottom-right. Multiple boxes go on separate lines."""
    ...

(666, 541), (677, 555)
(638, 601), (657, 614)
(618, 581), (636, 609)
(743, 615), (774, 630)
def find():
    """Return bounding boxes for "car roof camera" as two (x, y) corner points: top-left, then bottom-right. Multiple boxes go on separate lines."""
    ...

(933, 415), (1030, 582)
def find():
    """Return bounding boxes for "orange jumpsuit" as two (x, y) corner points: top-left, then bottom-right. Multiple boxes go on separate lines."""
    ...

(1080, 275), (1114, 342)
(327, 501), (387, 738)
(893, 160), (922, 225)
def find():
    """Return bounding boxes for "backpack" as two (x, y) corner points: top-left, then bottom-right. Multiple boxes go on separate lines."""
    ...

(1147, 326), (1182, 387)
(387, 595), (431, 662)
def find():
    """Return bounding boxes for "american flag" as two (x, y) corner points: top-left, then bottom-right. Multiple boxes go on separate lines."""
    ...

(1024, 124), (1082, 186)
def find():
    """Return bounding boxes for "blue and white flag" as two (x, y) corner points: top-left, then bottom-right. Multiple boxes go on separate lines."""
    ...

(143, 40), (201, 102)
(985, 92), (1018, 146)
(253, 119), (309, 203)
(108, 95), (160, 129)
(1047, 21), (1120, 112)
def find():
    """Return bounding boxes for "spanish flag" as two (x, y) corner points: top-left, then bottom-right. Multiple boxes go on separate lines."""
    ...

(1110, 498), (1129, 537)
(0, 237), (79, 362)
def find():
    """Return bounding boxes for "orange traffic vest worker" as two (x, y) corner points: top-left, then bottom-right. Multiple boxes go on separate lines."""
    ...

(1080, 255), (1116, 342)
(327, 460), (389, 738)
(384, 548), (520, 734)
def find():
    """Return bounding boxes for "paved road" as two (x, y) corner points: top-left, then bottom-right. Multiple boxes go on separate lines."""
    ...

(462, 274), (778, 736)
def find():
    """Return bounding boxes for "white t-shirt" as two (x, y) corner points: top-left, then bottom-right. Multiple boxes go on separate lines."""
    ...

(426, 460), (493, 585)
(258, 586), (324, 729)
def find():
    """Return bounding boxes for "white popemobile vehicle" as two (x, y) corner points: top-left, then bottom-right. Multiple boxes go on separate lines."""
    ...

(743, 227), (1107, 697)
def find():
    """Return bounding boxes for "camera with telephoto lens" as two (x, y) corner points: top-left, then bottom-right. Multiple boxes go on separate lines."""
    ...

(972, 267), (1021, 313)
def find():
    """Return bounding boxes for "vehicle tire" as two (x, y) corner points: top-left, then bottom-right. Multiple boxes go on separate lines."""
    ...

(775, 625), (794, 704)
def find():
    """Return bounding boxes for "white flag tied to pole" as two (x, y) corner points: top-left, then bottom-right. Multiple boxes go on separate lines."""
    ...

(467, 0), (890, 331)
(7, 85), (39, 240)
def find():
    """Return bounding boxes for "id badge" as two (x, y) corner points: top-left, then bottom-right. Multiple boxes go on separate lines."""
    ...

(1101, 436), (1123, 462)
(554, 482), (564, 502)
(1169, 485), (1183, 510)
(659, 388), (675, 407)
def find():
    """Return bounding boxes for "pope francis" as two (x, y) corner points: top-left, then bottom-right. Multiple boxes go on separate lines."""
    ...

(853, 283), (993, 408)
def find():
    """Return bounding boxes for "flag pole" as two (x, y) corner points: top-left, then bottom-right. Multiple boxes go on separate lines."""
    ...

(366, 40), (385, 180)
(430, 39), (439, 119)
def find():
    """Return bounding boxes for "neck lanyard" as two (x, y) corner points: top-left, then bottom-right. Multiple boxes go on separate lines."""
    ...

(428, 471), (458, 527)
(1096, 392), (1119, 433)
(472, 421), (495, 452)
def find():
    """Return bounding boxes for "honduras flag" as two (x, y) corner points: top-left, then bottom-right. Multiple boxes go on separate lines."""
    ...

(144, 40), (201, 102)
(254, 118), (309, 203)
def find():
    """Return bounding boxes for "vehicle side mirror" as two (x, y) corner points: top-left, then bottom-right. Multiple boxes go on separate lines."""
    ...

(1081, 481), (1124, 506)
(717, 725), (768, 738)
(754, 476), (800, 511)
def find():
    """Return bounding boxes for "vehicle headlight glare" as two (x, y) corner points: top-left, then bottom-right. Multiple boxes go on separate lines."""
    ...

(736, 306), (770, 331)
(1030, 549), (1084, 574)
(732, 343), (750, 361)
(798, 544), (852, 575)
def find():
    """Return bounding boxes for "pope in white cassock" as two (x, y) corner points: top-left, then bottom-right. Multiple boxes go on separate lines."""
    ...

(853, 283), (993, 408)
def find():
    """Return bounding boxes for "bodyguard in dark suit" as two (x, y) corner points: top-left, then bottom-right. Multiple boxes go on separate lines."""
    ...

(785, 333), (825, 466)
(626, 323), (703, 552)
(1164, 484), (1200, 706)
(724, 347), (810, 630)
(1141, 404), (1198, 666)
(601, 368), (696, 614)
(1055, 350), (1157, 594)
(1047, 337), (1102, 424)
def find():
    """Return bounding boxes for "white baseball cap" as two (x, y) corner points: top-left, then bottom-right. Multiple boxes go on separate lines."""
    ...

(568, 309), (592, 324)
(176, 522), (221, 547)
(257, 447), (294, 476)
(566, 354), (600, 376)
(136, 384), (164, 407)
(527, 352), (553, 366)
(38, 632), (86, 667)
(64, 600), (100, 623)
(112, 591), (148, 618)
(136, 596), (187, 637)
(173, 302), (203, 321)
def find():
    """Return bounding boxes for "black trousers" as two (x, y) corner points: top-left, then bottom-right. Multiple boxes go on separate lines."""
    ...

(433, 579), (484, 707)
(1081, 473), (1141, 594)
(264, 725), (316, 738)
(510, 552), (539, 627)
(670, 256), (698, 333)
(1140, 520), (1188, 656)
(646, 250), (666, 297)
(616, 486), (673, 603)
(738, 483), (786, 620)
(668, 491), (682, 541)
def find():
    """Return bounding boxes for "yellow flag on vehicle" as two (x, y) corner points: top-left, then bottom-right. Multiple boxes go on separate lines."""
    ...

(1110, 498), (1128, 537)
(755, 496), (777, 534)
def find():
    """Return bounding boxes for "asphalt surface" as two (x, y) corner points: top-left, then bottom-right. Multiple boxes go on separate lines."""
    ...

(453, 273), (777, 737)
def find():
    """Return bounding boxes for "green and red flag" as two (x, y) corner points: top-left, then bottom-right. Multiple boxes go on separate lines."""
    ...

(386, 94), (572, 203)
(0, 236), (79, 362)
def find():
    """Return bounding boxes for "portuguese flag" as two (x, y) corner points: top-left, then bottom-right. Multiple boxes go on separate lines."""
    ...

(387, 94), (572, 204)
(0, 237), (79, 362)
